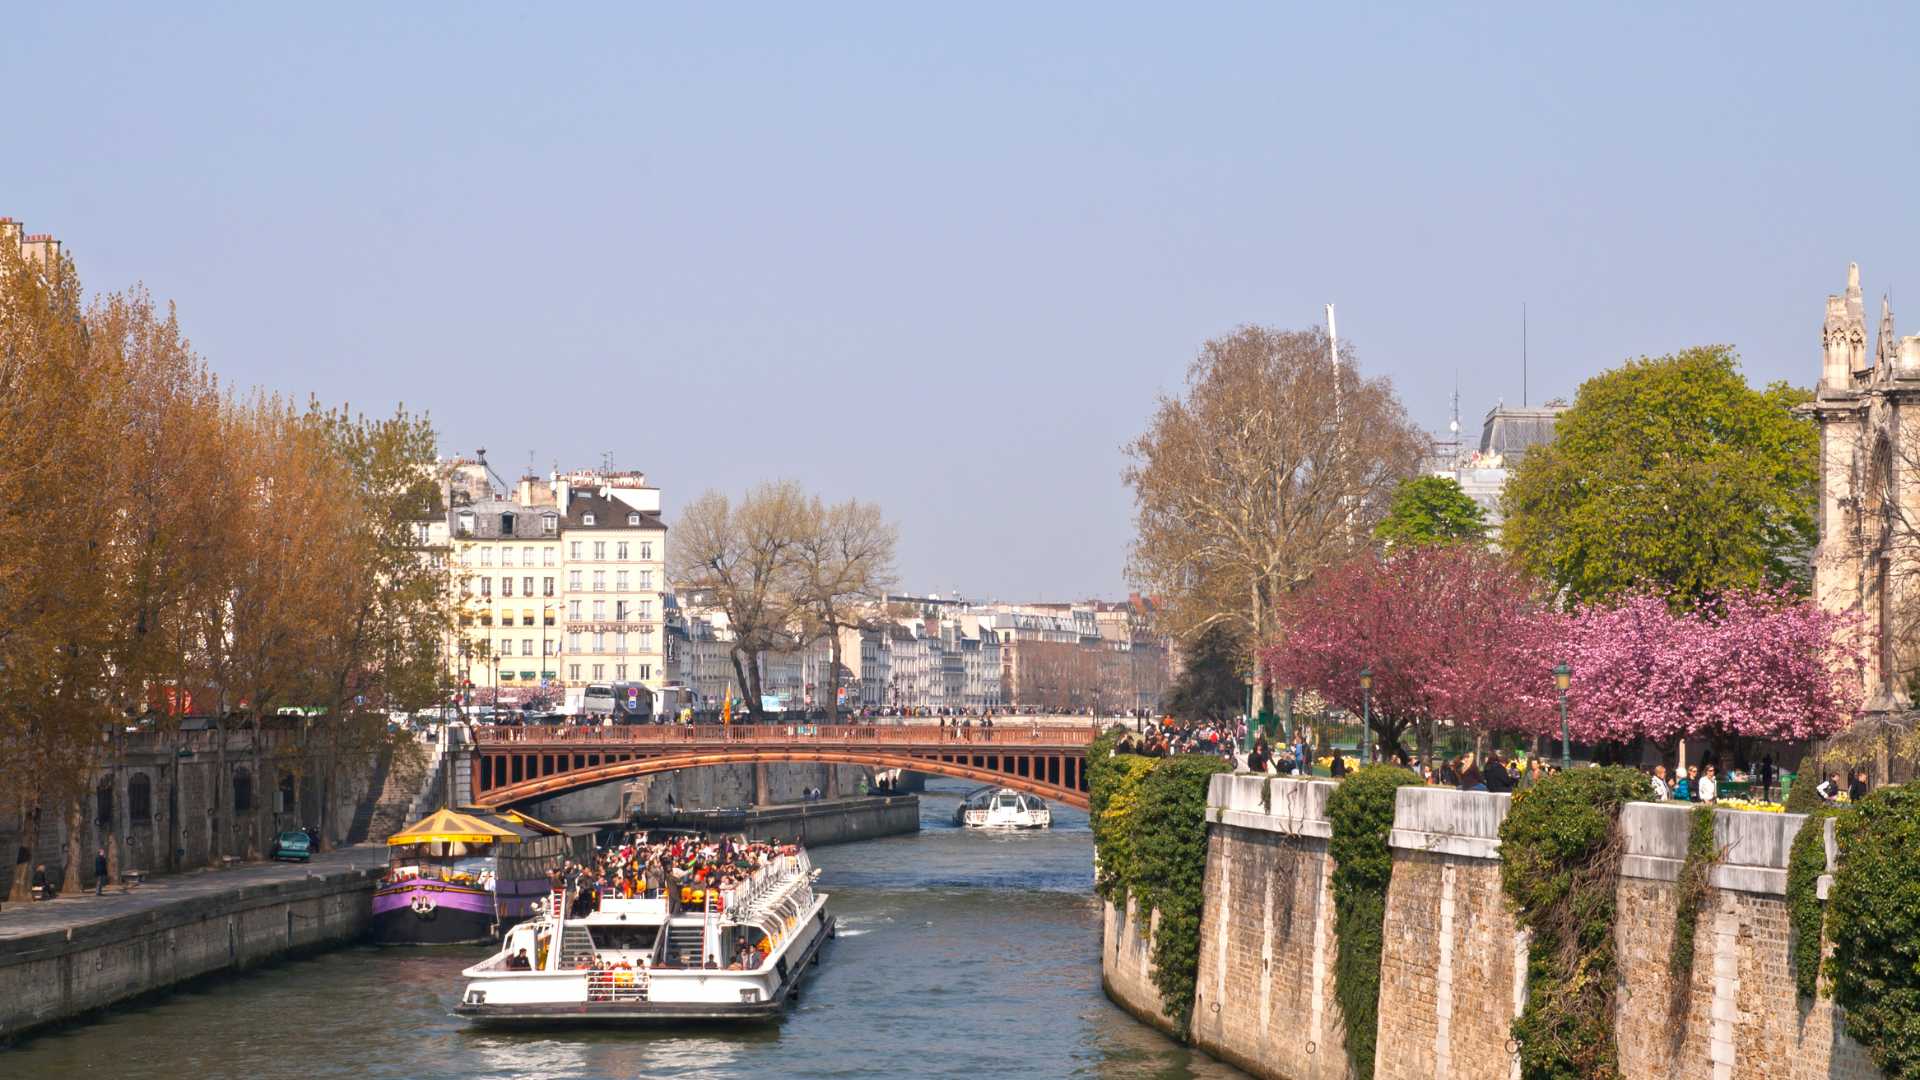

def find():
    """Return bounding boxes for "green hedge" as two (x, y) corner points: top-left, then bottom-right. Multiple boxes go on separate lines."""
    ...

(1828, 784), (1920, 1079)
(1326, 765), (1425, 1080)
(1499, 766), (1651, 1080)
(1086, 731), (1228, 1035)
(1786, 805), (1838, 1000)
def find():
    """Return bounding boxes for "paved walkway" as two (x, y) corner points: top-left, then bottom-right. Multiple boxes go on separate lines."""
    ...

(0, 845), (388, 946)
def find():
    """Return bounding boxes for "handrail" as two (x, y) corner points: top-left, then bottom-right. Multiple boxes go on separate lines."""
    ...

(473, 722), (1100, 747)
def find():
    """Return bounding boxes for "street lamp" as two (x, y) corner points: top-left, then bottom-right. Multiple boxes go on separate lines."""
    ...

(1358, 667), (1373, 766)
(1554, 662), (1572, 770)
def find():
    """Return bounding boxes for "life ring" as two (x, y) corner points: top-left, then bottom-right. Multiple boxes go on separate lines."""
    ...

(411, 894), (438, 917)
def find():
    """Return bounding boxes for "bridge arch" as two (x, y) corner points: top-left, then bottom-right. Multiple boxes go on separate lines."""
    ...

(471, 745), (1091, 812)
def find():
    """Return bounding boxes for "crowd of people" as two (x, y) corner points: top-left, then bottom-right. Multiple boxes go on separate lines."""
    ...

(1119, 718), (1878, 806)
(546, 829), (795, 922)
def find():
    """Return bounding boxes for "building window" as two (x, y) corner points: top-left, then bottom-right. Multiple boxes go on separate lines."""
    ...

(639, 628), (655, 651)
(522, 546), (534, 566)
(569, 664), (581, 681)
(501, 577), (514, 597)
(593, 600), (606, 620)
(570, 541), (582, 559)
(615, 600), (628, 620)
(592, 632), (606, 652)
(615, 632), (627, 653)
(457, 510), (475, 536)
(568, 600), (582, 620)
(501, 512), (516, 534)
(638, 570), (652, 590)
(544, 609), (556, 626)
(594, 541), (606, 560)
(543, 547), (555, 566)
(569, 632), (583, 652)
(640, 542), (652, 560)
(480, 547), (493, 567)
(617, 542), (629, 560)
(639, 664), (651, 681)
(542, 577), (554, 597)
(501, 547), (514, 568)
(628, 513), (640, 526)
(480, 578), (492, 597)
(616, 664), (627, 680)
(542, 514), (557, 535)
(592, 664), (605, 680)
(638, 600), (652, 620)
(592, 571), (606, 591)
(521, 576), (533, 596)
(522, 639), (534, 656)
(615, 571), (628, 591)
(568, 571), (582, 590)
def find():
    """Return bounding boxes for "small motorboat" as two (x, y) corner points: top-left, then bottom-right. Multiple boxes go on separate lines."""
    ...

(952, 787), (1051, 829)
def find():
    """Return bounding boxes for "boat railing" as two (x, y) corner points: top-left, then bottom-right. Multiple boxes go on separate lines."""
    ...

(585, 968), (650, 1003)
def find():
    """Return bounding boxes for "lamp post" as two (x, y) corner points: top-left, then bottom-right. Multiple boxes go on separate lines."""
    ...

(1554, 662), (1572, 770)
(1359, 667), (1373, 766)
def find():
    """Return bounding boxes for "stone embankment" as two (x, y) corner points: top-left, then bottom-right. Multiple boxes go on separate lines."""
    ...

(0, 845), (386, 1042)
(1104, 774), (1884, 1080)
(629, 794), (921, 847)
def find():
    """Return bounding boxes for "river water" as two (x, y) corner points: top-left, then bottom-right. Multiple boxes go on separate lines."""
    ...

(4, 779), (1241, 1080)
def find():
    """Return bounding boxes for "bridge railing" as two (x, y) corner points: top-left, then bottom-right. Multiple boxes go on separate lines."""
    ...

(471, 722), (1100, 748)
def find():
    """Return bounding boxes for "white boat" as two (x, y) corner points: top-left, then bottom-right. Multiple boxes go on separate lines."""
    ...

(454, 842), (833, 1023)
(952, 787), (1052, 830)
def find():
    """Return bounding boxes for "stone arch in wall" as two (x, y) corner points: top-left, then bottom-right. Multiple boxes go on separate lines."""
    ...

(232, 766), (253, 813)
(128, 773), (153, 822)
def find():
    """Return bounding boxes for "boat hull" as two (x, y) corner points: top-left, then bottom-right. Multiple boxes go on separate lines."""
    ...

(453, 913), (834, 1025)
(370, 881), (501, 945)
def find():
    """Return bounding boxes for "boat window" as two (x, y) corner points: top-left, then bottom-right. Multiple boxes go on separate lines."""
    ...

(1027, 797), (1045, 809)
(587, 925), (659, 951)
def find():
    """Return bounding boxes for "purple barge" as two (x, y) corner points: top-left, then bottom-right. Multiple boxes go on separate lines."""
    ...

(372, 807), (581, 946)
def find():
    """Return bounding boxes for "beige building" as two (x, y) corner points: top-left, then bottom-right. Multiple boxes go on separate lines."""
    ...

(0, 216), (63, 268)
(444, 466), (669, 708)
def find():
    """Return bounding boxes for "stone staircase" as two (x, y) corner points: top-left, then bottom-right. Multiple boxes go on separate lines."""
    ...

(352, 740), (439, 843)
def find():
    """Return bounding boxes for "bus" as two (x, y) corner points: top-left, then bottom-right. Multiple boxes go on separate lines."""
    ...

(582, 682), (655, 724)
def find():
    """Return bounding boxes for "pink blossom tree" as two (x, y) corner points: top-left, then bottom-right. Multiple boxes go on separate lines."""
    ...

(1260, 546), (1563, 759)
(1562, 590), (1863, 746)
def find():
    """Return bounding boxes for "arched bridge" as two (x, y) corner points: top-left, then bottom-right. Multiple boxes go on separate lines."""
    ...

(469, 723), (1101, 811)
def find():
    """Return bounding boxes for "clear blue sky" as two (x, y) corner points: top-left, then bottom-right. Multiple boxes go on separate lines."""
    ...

(9, 4), (1916, 600)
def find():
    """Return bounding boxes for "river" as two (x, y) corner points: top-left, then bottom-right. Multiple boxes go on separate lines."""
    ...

(3, 779), (1241, 1080)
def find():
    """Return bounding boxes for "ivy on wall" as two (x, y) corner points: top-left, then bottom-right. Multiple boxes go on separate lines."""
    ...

(1785, 805), (1838, 1000)
(1666, 803), (1720, 1023)
(1086, 729), (1229, 1035)
(1499, 766), (1652, 1080)
(1827, 784), (1920, 1079)
(1326, 764), (1424, 1080)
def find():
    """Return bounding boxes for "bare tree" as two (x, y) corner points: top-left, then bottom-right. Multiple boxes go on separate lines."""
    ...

(1125, 325), (1424, 716)
(670, 482), (812, 721)
(795, 499), (898, 722)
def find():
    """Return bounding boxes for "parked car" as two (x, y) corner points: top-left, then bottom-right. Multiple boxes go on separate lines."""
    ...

(270, 830), (313, 862)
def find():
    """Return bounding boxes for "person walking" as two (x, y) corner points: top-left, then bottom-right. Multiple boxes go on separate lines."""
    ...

(93, 847), (108, 896)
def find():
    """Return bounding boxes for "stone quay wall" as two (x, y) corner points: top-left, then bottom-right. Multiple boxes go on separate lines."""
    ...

(1103, 775), (1885, 1080)
(1102, 893), (1182, 1039)
(629, 794), (921, 847)
(0, 855), (382, 1041)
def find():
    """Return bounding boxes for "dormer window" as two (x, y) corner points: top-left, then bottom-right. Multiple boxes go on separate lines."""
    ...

(627, 512), (640, 526)
(542, 513), (558, 535)
(500, 512), (515, 535)
(583, 513), (596, 526)
(456, 510), (475, 537)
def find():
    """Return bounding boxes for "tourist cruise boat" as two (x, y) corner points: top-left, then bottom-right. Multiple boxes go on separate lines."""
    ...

(372, 807), (580, 945)
(952, 786), (1052, 830)
(453, 840), (834, 1023)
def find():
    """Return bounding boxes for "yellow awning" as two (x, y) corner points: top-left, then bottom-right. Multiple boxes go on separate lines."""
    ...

(386, 807), (523, 846)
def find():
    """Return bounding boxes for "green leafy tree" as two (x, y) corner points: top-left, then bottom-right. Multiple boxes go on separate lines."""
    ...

(1373, 475), (1488, 548)
(1502, 346), (1816, 611)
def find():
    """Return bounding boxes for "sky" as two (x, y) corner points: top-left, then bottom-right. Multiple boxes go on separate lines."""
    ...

(8, 3), (1920, 601)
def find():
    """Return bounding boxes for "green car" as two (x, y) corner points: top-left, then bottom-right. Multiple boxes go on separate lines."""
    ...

(270, 830), (314, 862)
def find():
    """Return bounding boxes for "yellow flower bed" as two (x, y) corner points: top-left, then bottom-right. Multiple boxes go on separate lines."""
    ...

(1718, 799), (1785, 812)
